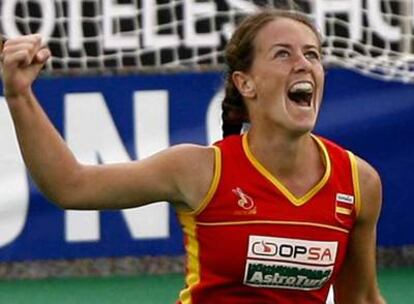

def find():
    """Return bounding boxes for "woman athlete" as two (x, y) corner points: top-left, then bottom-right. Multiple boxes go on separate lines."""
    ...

(1, 8), (385, 304)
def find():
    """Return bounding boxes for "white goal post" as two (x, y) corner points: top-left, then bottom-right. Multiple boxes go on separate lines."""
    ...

(1, 0), (414, 82)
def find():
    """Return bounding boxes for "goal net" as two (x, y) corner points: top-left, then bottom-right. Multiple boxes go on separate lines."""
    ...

(1, 0), (414, 82)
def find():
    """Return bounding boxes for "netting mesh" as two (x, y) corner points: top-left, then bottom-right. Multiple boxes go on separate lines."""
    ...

(1, 0), (414, 81)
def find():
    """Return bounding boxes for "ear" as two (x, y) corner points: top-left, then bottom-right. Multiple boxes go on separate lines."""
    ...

(232, 71), (256, 99)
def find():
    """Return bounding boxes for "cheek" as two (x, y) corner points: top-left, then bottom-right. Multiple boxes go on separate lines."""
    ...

(255, 70), (286, 96)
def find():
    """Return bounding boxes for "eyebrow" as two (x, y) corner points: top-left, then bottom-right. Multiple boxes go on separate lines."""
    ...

(270, 43), (319, 50)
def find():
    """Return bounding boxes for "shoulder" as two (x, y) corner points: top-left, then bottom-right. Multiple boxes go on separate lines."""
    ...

(355, 156), (381, 191)
(155, 144), (216, 181)
(316, 135), (382, 213)
(162, 143), (217, 169)
(136, 143), (216, 181)
(353, 155), (382, 224)
(160, 144), (218, 211)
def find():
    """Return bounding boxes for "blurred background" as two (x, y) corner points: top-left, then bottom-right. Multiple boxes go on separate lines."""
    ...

(0, 0), (414, 303)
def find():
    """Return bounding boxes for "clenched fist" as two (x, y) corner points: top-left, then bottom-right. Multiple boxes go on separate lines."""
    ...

(0, 34), (51, 99)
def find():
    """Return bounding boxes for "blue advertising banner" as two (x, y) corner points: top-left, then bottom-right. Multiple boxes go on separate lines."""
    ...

(0, 68), (413, 262)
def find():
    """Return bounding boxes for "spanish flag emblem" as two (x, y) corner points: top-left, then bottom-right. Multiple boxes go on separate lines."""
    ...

(336, 193), (354, 214)
(335, 193), (355, 227)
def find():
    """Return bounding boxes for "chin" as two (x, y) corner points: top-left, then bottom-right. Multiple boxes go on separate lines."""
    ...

(290, 121), (316, 136)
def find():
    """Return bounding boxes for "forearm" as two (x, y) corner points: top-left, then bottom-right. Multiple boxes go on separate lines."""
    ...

(6, 90), (81, 205)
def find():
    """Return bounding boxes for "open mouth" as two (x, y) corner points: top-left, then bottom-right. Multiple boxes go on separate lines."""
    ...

(287, 82), (313, 107)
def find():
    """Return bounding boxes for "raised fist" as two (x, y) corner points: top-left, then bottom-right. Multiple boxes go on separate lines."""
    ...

(0, 34), (51, 99)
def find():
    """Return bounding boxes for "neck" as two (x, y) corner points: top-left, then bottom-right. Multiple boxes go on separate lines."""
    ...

(246, 127), (319, 179)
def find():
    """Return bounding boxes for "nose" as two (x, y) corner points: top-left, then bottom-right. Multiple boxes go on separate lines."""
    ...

(292, 53), (312, 73)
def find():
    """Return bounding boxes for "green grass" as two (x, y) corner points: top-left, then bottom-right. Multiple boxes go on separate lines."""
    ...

(0, 268), (412, 303)
(378, 267), (414, 304)
(0, 273), (184, 304)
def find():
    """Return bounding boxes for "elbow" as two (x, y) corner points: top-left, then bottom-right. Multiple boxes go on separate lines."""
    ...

(367, 295), (387, 304)
(363, 288), (387, 304)
(355, 293), (387, 304)
(49, 193), (81, 210)
(40, 184), (83, 210)
(335, 288), (386, 304)
(37, 167), (87, 210)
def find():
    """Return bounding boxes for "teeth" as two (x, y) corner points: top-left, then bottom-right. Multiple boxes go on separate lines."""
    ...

(289, 82), (313, 93)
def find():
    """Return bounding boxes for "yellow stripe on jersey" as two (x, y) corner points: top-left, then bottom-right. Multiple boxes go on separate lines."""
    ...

(336, 206), (353, 215)
(348, 151), (362, 217)
(196, 219), (350, 234)
(181, 146), (221, 216)
(242, 133), (331, 207)
(177, 213), (200, 304)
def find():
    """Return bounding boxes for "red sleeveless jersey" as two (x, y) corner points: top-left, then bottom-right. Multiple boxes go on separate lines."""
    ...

(177, 133), (360, 304)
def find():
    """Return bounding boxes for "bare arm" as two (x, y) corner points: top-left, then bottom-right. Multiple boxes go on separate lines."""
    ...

(334, 156), (386, 304)
(1, 34), (215, 211)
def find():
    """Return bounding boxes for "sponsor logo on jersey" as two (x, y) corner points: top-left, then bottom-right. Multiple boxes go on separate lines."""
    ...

(243, 236), (338, 290)
(232, 187), (256, 214)
(336, 193), (354, 204)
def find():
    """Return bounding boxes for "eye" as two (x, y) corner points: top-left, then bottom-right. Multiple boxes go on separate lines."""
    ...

(305, 50), (321, 60)
(274, 49), (290, 59)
